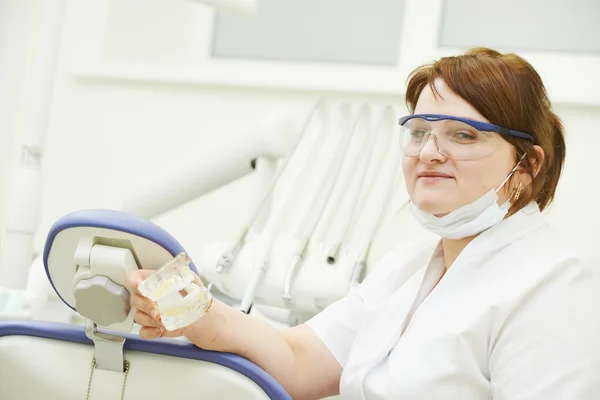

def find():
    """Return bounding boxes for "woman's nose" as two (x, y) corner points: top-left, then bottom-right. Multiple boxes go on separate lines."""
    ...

(419, 134), (446, 163)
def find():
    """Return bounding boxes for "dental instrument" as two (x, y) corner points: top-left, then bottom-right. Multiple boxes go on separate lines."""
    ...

(282, 103), (361, 302)
(215, 156), (276, 274)
(238, 101), (334, 314)
(348, 108), (400, 286)
(215, 100), (331, 275)
(323, 104), (382, 264)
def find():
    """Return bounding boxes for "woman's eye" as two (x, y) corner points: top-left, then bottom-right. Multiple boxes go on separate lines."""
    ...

(453, 130), (477, 141)
(411, 130), (427, 138)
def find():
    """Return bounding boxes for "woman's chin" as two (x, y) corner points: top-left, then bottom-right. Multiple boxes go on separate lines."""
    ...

(413, 198), (453, 216)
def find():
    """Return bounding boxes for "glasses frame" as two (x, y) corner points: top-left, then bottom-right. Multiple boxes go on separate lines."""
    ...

(398, 114), (534, 143)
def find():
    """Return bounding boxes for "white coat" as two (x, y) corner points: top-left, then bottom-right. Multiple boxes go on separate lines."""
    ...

(306, 202), (600, 399)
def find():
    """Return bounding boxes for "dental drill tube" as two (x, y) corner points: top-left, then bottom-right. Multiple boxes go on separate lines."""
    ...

(240, 261), (267, 314)
(215, 227), (248, 273)
(326, 106), (390, 264)
(325, 167), (366, 264)
(348, 122), (401, 287)
(216, 157), (277, 274)
(281, 103), (355, 302)
(349, 242), (371, 287)
(239, 100), (331, 313)
(282, 238), (309, 302)
(217, 101), (331, 277)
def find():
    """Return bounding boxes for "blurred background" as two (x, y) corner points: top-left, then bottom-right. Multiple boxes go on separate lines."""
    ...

(1, 0), (600, 322)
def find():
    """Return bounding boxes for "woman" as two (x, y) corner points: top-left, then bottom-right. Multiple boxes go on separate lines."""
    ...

(127, 48), (600, 399)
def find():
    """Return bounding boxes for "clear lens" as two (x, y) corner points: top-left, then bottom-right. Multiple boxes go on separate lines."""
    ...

(399, 118), (499, 160)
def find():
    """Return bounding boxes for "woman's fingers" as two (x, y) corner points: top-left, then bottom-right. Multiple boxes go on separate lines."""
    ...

(134, 310), (162, 328)
(139, 326), (164, 340)
(127, 267), (203, 341)
(130, 292), (158, 317)
(125, 269), (155, 293)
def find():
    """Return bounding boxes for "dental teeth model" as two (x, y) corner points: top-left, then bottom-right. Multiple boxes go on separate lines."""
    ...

(138, 253), (213, 331)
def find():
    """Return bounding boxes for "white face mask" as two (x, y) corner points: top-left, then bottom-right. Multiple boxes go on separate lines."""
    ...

(409, 158), (523, 240)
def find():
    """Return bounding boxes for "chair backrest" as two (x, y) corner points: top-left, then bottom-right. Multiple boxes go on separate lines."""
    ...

(0, 320), (291, 400)
(3, 209), (292, 399)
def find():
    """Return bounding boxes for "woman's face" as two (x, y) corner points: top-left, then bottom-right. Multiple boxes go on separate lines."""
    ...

(402, 79), (517, 216)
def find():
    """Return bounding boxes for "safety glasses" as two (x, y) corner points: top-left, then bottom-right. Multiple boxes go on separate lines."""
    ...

(398, 114), (534, 161)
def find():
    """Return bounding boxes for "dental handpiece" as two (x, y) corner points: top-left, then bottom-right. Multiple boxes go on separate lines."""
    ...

(349, 242), (371, 287)
(326, 106), (394, 265)
(348, 127), (401, 286)
(239, 100), (332, 313)
(280, 103), (354, 302)
(215, 100), (329, 275)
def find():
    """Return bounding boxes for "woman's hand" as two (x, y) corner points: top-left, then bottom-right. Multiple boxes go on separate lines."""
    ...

(125, 269), (228, 351)
(127, 268), (341, 399)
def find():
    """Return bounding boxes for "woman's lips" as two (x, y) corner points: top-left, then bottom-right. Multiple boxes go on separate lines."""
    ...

(417, 172), (454, 183)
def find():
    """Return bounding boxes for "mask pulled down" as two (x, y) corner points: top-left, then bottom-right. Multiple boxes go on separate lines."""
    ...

(409, 190), (510, 239)
(409, 159), (523, 239)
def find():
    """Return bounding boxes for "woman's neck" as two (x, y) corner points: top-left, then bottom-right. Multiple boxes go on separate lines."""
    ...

(441, 236), (477, 270)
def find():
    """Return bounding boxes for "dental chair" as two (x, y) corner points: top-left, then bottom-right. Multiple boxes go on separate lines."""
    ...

(0, 209), (291, 400)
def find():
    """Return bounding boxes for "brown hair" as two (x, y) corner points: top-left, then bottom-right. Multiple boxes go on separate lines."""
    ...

(405, 48), (566, 212)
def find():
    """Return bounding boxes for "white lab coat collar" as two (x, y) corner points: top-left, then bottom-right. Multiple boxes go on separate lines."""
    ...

(456, 201), (544, 261)
(340, 201), (545, 400)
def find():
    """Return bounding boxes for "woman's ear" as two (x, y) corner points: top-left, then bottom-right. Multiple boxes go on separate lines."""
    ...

(531, 145), (545, 178)
(516, 145), (544, 187)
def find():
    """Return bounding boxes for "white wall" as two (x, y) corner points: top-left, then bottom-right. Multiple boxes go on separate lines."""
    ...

(0, 0), (40, 228)
(2, 0), (600, 285)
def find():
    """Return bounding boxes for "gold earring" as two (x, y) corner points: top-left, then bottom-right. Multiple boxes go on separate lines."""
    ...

(513, 181), (523, 202)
